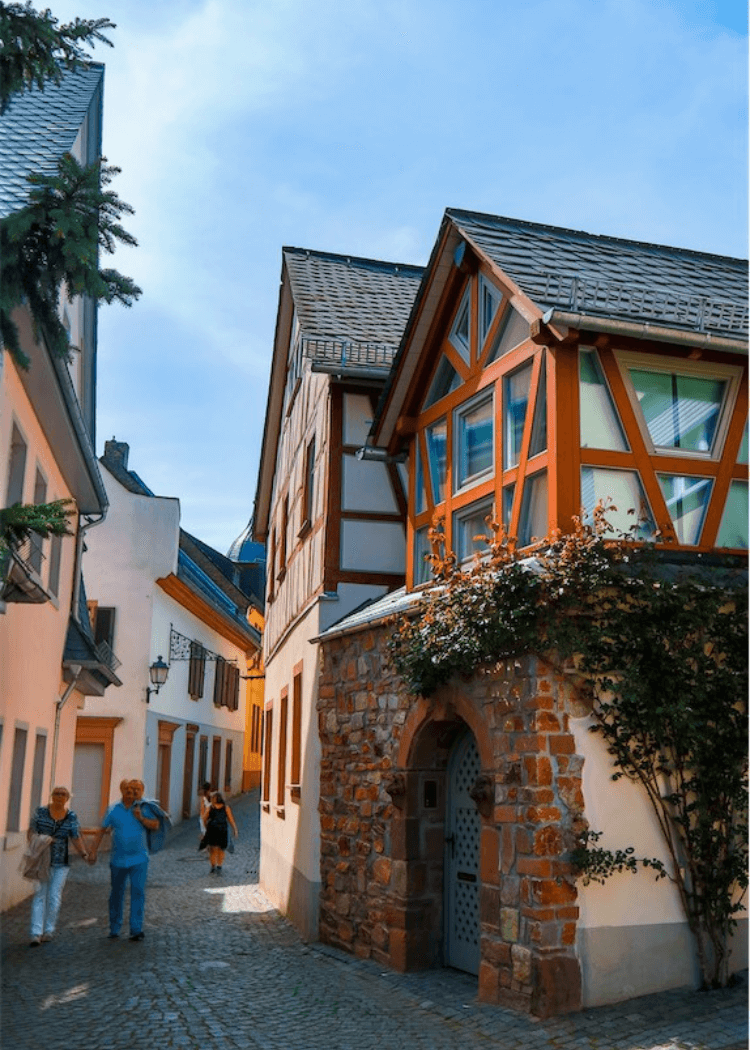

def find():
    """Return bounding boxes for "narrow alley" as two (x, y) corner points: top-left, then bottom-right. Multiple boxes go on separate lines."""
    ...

(1, 792), (746, 1050)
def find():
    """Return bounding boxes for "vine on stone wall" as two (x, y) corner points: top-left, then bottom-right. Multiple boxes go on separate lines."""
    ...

(388, 507), (748, 988)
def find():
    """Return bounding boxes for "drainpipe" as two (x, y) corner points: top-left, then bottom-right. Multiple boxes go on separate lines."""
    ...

(71, 510), (107, 622)
(49, 663), (82, 794)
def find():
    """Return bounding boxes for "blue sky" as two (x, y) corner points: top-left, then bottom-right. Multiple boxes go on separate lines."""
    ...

(45, 0), (747, 554)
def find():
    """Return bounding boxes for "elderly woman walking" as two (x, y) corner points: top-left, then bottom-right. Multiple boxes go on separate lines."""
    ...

(28, 787), (90, 946)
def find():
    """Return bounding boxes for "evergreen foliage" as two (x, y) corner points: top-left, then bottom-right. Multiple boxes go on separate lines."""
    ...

(388, 508), (748, 988)
(1, 153), (141, 367)
(0, 1), (114, 113)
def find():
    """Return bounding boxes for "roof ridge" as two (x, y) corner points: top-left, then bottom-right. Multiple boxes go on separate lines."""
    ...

(446, 208), (748, 266)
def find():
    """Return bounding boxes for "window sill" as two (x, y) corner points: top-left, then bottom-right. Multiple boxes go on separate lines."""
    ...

(276, 567), (286, 584)
(261, 802), (270, 813)
(275, 806), (285, 820)
(297, 520), (312, 540)
(290, 785), (301, 803)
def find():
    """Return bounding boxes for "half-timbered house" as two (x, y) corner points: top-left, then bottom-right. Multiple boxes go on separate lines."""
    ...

(253, 248), (423, 938)
(314, 211), (748, 1014)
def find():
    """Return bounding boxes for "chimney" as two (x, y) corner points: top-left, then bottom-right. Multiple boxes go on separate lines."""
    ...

(103, 438), (129, 471)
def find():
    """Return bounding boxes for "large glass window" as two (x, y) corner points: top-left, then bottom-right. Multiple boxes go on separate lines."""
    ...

(426, 419), (447, 504)
(657, 474), (713, 546)
(518, 472), (548, 547)
(717, 480), (748, 549)
(455, 391), (493, 490)
(628, 366), (726, 454)
(503, 364), (532, 469)
(581, 466), (655, 538)
(529, 358), (547, 458)
(454, 498), (494, 562)
(580, 349), (628, 450)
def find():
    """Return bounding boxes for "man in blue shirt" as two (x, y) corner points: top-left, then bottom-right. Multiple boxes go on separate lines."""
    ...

(89, 780), (159, 941)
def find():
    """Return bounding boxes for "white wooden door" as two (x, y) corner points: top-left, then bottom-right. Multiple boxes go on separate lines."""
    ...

(445, 731), (481, 974)
(72, 742), (105, 826)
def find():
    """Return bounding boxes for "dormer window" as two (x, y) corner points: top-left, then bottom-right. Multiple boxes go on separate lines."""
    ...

(478, 276), (502, 349)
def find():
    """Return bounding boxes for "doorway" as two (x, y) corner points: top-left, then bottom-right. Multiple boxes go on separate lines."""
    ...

(444, 730), (481, 974)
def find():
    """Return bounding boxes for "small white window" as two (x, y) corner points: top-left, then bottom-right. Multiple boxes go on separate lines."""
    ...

(657, 474), (713, 546)
(448, 288), (471, 363)
(581, 466), (655, 539)
(580, 348), (628, 451)
(478, 276), (502, 348)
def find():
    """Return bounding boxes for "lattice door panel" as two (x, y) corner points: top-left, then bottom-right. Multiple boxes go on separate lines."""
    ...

(445, 732), (481, 975)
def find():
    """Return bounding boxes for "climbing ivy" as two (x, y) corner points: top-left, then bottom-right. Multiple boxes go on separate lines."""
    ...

(388, 507), (748, 988)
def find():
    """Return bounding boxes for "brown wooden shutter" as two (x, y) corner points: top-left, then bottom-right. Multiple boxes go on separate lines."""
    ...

(188, 642), (206, 700)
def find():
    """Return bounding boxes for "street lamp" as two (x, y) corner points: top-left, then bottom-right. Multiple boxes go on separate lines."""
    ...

(146, 655), (169, 703)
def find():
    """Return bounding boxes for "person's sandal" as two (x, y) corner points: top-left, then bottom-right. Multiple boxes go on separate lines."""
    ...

(40, 933), (53, 942)
(29, 937), (41, 947)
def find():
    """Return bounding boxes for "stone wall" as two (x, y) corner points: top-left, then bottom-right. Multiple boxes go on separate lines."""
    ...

(318, 624), (586, 1018)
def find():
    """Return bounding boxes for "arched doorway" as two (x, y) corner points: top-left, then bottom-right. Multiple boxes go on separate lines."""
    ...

(444, 729), (481, 974)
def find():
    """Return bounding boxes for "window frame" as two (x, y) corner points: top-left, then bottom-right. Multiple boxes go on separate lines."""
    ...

(453, 496), (495, 563)
(616, 351), (743, 461)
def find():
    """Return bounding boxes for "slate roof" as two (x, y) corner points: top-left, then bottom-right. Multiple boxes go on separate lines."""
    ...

(448, 209), (748, 340)
(284, 248), (424, 346)
(0, 65), (104, 219)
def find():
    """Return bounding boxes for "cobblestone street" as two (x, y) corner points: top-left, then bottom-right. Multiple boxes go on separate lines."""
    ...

(2, 791), (746, 1050)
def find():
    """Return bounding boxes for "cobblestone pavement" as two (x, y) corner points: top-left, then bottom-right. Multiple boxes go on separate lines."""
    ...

(2, 791), (746, 1050)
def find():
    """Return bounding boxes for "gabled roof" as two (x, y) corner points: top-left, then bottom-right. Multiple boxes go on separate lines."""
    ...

(374, 210), (749, 449)
(448, 209), (747, 340)
(253, 248), (423, 540)
(285, 247), (423, 345)
(0, 65), (104, 218)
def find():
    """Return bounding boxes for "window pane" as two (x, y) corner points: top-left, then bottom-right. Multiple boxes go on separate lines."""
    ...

(529, 358), (547, 457)
(423, 355), (462, 410)
(518, 472), (548, 546)
(456, 394), (493, 489)
(454, 500), (493, 561)
(426, 419), (447, 504)
(502, 485), (515, 531)
(479, 277), (502, 347)
(737, 419), (748, 465)
(487, 307), (529, 364)
(657, 474), (713, 545)
(504, 364), (532, 469)
(717, 480), (748, 549)
(413, 526), (431, 584)
(629, 368), (726, 453)
(580, 350), (628, 450)
(581, 466), (655, 539)
(449, 290), (471, 363)
(415, 442), (426, 515)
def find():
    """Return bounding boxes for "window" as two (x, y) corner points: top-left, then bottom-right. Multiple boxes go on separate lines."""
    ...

(657, 475), (713, 546)
(214, 659), (240, 710)
(6, 423), (27, 506)
(414, 442), (426, 516)
(502, 485), (515, 531)
(449, 288), (471, 363)
(277, 689), (288, 809)
(478, 276), (502, 348)
(529, 358), (548, 458)
(262, 708), (273, 804)
(580, 349), (628, 451)
(198, 735), (208, 786)
(301, 437), (316, 531)
(413, 525), (431, 585)
(291, 666), (302, 801)
(518, 472), (548, 547)
(30, 732), (47, 815)
(581, 466), (655, 539)
(93, 607), (116, 650)
(625, 359), (738, 456)
(188, 642), (206, 700)
(504, 364), (532, 469)
(487, 307), (529, 365)
(28, 467), (47, 573)
(47, 533), (63, 597)
(224, 740), (233, 792)
(426, 419), (447, 504)
(717, 481), (748, 549)
(422, 355), (461, 410)
(738, 419), (748, 465)
(454, 391), (493, 491)
(213, 658), (226, 707)
(454, 498), (494, 562)
(211, 736), (221, 791)
(6, 727), (27, 832)
(267, 528), (276, 600)
(251, 705), (261, 753)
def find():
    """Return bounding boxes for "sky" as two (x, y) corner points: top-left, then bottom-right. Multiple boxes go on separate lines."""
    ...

(43, 0), (748, 554)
